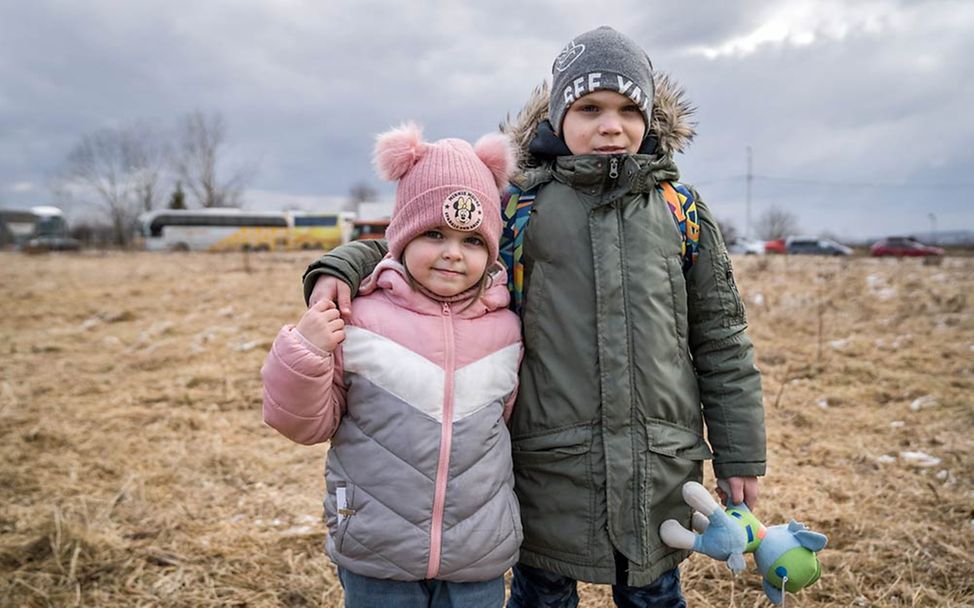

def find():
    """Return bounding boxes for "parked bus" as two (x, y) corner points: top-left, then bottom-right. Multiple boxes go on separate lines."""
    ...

(138, 208), (354, 252)
(0, 206), (79, 251)
(351, 218), (390, 241)
(291, 211), (356, 250)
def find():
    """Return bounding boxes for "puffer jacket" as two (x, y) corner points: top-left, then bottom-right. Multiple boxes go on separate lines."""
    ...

(300, 74), (766, 587)
(263, 259), (524, 582)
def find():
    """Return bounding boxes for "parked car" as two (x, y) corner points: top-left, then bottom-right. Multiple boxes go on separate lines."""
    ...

(764, 238), (787, 254)
(785, 236), (853, 256)
(23, 235), (81, 253)
(869, 236), (944, 257)
(726, 238), (765, 255)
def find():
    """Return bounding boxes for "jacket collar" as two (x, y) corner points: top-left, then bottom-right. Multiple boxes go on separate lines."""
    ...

(358, 257), (511, 319)
(516, 120), (682, 199)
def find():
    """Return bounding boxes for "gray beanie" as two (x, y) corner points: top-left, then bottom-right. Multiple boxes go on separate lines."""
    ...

(548, 26), (655, 137)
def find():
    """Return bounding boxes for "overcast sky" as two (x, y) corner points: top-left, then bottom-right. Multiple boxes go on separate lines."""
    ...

(2, 0), (972, 240)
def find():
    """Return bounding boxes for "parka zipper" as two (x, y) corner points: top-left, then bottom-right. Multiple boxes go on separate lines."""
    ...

(427, 302), (456, 579)
(609, 156), (620, 179)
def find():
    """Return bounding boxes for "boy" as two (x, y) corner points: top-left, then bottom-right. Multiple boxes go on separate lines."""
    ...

(304, 26), (766, 608)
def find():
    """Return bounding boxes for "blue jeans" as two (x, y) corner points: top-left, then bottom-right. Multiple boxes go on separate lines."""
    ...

(507, 562), (686, 608)
(337, 567), (505, 608)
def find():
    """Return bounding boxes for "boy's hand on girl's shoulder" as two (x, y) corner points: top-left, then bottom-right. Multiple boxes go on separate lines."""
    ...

(310, 276), (352, 316)
(296, 299), (346, 353)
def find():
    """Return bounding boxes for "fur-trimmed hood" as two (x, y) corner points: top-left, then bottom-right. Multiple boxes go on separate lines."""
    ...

(500, 73), (696, 171)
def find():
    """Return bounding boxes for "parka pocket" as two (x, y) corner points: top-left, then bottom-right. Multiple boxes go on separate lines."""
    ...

(712, 250), (747, 327)
(521, 261), (546, 350)
(512, 425), (593, 558)
(665, 255), (690, 355)
(641, 420), (713, 561)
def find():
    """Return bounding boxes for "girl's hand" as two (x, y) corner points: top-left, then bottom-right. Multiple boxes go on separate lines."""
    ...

(295, 299), (346, 353)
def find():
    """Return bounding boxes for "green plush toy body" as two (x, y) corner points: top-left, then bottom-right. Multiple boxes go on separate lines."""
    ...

(660, 481), (827, 605)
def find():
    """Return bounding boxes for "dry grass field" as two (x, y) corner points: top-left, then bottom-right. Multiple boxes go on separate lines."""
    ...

(1, 251), (972, 607)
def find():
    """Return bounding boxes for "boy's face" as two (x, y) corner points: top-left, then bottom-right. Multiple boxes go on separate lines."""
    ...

(561, 90), (646, 155)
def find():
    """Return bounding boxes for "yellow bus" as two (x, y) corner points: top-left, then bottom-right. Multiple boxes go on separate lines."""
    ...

(139, 209), (355, 252)
(291, 211), (355, 250)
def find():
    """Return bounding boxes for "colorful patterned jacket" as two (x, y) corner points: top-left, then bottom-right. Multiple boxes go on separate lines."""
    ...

(262, 259), (523, 581)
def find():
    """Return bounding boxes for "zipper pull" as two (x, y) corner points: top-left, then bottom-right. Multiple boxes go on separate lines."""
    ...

(609, 156), (619, 179)
(442, 302), (450, 315)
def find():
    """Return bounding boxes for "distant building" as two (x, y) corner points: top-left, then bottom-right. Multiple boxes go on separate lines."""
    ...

(0, 206), (75, 250)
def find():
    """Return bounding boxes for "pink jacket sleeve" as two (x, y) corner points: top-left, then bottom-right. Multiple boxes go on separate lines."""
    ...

(261, 325), (346, 445)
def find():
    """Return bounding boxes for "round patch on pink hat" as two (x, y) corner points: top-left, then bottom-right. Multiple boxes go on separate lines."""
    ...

(442, 190), (483, 232)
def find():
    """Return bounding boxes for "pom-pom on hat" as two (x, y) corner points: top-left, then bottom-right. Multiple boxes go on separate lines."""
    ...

(374, 122), (514, 263)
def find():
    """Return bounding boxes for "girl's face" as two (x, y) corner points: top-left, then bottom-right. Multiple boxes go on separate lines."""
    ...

(402, 226), (489, 298)
(561, 90), (646, 155)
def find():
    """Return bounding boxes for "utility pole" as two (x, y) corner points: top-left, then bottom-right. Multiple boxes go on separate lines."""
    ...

(745, 146), (753, 240)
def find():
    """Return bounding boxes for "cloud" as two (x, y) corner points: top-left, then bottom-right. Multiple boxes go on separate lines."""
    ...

(1, 1), (972, 238)
(687, 1), (902, 59)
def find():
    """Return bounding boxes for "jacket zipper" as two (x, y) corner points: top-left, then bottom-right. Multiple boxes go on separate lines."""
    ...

(609, 156), (620, 179)
(427, 302), (456, 579)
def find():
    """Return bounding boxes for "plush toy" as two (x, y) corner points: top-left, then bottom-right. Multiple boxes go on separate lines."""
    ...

(660, 481), (827, 605)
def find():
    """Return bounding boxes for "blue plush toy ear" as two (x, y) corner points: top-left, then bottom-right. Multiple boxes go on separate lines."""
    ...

(794, 529), (828, 552)
(785, 520), (829, 552)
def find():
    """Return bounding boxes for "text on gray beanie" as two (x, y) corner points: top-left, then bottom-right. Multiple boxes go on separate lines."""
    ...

(548, 26), (655, 138)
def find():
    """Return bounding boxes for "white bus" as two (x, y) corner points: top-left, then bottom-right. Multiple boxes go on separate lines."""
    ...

(0, 206), (79, 251)
(138, 208), (355, 252)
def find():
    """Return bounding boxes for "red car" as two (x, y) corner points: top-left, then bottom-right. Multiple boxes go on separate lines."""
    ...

(870, 237), (944, 257)
(764, 238), (787, 254)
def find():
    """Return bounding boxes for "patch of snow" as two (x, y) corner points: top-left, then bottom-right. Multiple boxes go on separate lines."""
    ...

(750, 293), (765, 307)
(865, 274), (885, 290)
(876, 288), (897, 301)
(102, 336), (123, 348)
(234, 340), (262, 352)
(817, 398), (829, 409)
(829, 339), (849, 350)
(890, 420), (905, 428)
(280, 525), (315, 536)
(910, 395), (938, 411)
(876, 455), (896, 464)
(899, 451), (941, 467)
(217, 306), (234, 317)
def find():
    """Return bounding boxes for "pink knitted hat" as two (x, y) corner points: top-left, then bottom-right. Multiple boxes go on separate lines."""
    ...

(374, 122), (515, 263)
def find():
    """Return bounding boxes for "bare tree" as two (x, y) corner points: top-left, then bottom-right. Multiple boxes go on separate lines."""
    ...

(125, 126), (168, 213)
(57, 123), (167, 246)
(174, 110), (250, 208)
(755, 205), (799, 240)
(346, 181), (377, 213)
(715, 216), (739, 243)
(167, 181), (187, 210)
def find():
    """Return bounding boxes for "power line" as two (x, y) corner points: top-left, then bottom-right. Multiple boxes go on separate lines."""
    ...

(693, 174), (974, 190)
(755, 175), (974, 189)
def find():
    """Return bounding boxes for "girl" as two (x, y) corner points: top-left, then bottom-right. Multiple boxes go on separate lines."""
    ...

(261, 123), (523, 608)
